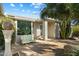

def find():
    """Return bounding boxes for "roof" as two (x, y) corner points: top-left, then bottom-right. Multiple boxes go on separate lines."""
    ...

(7, 15), (41, 22)
(6, 15), (60, 23)
(46, 18), (61, 23)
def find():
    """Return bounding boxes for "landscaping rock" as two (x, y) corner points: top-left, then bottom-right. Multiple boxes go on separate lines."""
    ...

(73, 37), (79, 41)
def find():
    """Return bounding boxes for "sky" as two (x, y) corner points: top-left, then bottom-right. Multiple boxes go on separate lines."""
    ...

(3, 3), (46, 19)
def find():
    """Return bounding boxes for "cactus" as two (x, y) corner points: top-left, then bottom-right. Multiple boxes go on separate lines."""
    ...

(60, 19), (71, 39)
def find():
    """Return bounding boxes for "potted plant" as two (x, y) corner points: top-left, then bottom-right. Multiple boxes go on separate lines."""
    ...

(1, 17), (15, 56)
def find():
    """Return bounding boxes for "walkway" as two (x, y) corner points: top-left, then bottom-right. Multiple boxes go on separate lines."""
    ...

(12, 40), (67, 56)
(1, 39), (79, 56)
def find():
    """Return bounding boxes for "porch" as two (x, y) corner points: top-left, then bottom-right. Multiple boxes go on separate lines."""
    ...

(33, 20), (60, 40)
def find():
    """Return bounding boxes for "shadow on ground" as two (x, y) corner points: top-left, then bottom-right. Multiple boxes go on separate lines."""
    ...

(17, 42), (64, 56)
(56, 40), (79, 45)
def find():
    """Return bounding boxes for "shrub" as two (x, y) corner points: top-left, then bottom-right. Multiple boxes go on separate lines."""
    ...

(2, 21), (14, 30)
(11, 32), (16, 44)
(1, 17), (15, 30)
(0, 17), (16, 46)
(60, 20), (71, 39)
(0, 24), (4, 49)
(17, 20), (31, 35)
(72, 25), (79, 37)
(64, 44), (79, 56)
(75, 50), (79, 56)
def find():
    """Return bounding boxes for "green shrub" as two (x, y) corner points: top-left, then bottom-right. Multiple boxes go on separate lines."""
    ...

(64, 45), (79, 56)
(60, 20), (71, 39)
(0, 17), (16, 47)
(0, 24), (4, 49)
(72, 25), (79, 37)
(1, 17), (15, 30)
(11, 32), (16, 44)
(75, 50), (79, 56)
(17, 20), (31, 35)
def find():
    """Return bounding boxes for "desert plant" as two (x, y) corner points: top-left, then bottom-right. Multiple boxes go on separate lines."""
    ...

(0, 24), (4, 48)
(75, 50), (79, 56)
(60, 19), (71, 39)
(64, 44), (79, 56)
(40, 3), (79, 39)
(72, 25), (79, 37)
(0, 17), (15, 30)
(0, 4), (4, 16)
(40, 3), (72, 39)
(2, 21), (14, 30)
(0, 17), (16, 44)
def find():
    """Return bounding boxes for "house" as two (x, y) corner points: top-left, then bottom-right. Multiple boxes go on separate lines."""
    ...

(8, 15), (60, 43)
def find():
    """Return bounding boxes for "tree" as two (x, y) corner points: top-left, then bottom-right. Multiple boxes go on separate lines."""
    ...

(40, 3), (74, 39)
(0, 4), (4, 17)
(0, 4), (4, 48)
(71, 4), (79, 19)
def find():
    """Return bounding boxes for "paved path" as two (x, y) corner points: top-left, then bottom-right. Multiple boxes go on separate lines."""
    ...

(12, 40), (67, 56)
(1, 39), (79, 56)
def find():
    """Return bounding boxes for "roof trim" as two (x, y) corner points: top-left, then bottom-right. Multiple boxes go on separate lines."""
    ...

(6, 15), (60, 23)
(7, 15), (39, 21)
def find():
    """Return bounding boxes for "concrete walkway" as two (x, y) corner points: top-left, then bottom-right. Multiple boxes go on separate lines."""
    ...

(1, 39), (79, 56)
(12, 40), (67, 56)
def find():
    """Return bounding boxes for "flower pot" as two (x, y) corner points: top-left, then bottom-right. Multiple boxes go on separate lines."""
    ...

(2, 30), (14, 56)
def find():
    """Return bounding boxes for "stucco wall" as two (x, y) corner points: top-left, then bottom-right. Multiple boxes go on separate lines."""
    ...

(55, 23), (60, 39)
(48, 22), (55, 39)
(33, 21), (59, 40)
(33, 22), (42, 39)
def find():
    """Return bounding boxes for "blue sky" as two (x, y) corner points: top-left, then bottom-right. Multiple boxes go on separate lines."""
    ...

(3, 3), (46, 19)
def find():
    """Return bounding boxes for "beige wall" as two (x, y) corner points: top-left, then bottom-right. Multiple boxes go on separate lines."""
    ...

(33, 21), (57, 40)
(48, 21), (55, 39)
(55, 23), (60, 39)
(33, 22), (42, 39)
(42, 21), (48, 40)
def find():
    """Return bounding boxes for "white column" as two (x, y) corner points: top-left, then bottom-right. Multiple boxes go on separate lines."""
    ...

(15, 21), (18, 44)
(31, 22), (34, 40)
(69, 26), (73, 38)
(43, 21), (48, 40)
